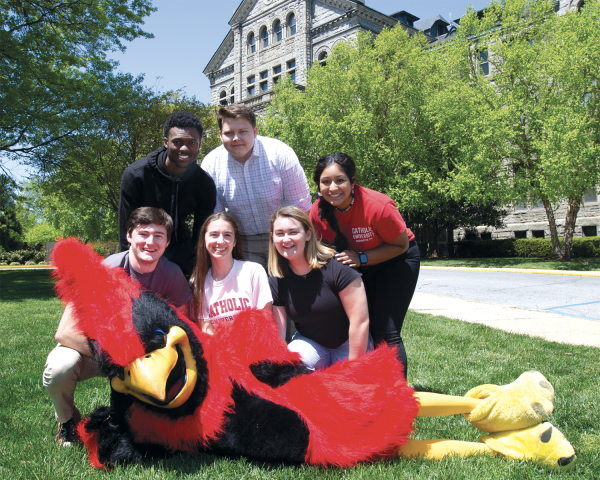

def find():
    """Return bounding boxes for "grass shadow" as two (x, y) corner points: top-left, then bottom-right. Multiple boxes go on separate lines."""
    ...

(1, 270), (56, 302)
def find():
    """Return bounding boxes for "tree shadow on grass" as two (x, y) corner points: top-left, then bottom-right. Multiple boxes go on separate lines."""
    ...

(0, 270), (56, 302)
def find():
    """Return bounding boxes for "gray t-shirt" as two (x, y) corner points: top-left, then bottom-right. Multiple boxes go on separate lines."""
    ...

(103, 251), (192, 308)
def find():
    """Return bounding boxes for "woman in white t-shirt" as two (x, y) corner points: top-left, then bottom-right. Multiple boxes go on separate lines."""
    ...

(190, 213), (272, 333)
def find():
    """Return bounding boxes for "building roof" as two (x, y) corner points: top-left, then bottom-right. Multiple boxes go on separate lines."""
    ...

(414, 14), (450, 32)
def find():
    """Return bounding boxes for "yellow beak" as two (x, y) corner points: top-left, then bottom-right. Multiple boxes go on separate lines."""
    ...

(111, 326), (198, 408)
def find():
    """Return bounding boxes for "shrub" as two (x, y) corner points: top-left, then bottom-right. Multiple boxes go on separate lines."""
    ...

(572, 237), (600, 257)
(92, 241), (119, 258)
(454, 236), (599, 258)
(513, 238), (554, 258)
(0, 249), (46, 265)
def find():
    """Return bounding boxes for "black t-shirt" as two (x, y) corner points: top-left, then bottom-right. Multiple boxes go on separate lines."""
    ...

(269, 258), (362, 349)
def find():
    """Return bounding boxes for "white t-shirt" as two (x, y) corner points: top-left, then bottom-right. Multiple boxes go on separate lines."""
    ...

(199, 260), (272, 326)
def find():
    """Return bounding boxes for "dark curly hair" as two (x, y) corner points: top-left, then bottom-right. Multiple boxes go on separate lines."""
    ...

(312, 153), (357, 252)
(163, 111), (204, 139)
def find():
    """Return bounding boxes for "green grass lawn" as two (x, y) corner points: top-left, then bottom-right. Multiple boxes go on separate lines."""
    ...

(421, 257), (600, 271)
(1, 270), (599, 479)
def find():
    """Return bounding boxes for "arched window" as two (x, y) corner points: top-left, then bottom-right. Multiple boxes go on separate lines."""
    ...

(274, 19), (282, 42)
(318, 51), (328, 66)
(230, 88), (235, 105)
(260, 26), (268, 48)
(219, 90), (227, 106)
(287, 13), (296, 36)
(248, 32), (255, 54)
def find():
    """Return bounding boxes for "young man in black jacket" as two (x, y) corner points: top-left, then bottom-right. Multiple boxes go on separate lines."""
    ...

(118, 112), (216, 276)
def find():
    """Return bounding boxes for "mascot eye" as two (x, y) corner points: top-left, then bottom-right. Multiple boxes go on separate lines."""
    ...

(149, 328), (167, 349)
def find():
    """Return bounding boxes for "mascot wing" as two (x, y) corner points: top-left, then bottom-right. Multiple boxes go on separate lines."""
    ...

(52, 238), (145, 367)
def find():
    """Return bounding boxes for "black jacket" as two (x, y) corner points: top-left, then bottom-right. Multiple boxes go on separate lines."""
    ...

(118, 147), (216, 275)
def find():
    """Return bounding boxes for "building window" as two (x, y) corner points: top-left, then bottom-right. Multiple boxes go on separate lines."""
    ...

(247, 75), (255, 85)
(583, 186), (597, 203)
(582, 226), (597, 237)
(479, 50), (489, 76)
(247, 85), (255, 97)
(532, 230), (545, 238)
(219, 90), (227, 106)
(248, 33), (255, 54)
(273, 65), (281, 85)
(230, 87), (234, 105)
(260, 26), (268, 48)
(318, 51), (327, 66)
(260, 71), (268, 80)
(287, 59), (296, 83)
(515, 231), (527, 239)
(481, 232), (492, 241)
(274, 19), (282, 42)
(287, 13), (296, 36)
(260, 81), (268, 93)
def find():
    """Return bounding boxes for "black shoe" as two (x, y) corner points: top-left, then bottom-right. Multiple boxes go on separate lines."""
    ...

(55, 408), (81, 447)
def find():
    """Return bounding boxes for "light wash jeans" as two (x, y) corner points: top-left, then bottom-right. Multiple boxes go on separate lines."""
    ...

(288, 332), (374, 370)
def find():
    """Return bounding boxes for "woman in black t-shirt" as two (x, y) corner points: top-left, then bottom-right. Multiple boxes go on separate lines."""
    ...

(268, 206), (372, 370)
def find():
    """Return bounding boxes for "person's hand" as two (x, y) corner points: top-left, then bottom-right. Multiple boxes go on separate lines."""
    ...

(335, 250), (360, 267)
(200, 319), (215, 335)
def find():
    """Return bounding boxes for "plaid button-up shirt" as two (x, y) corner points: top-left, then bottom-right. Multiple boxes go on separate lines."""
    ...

(201, 136), (311, 235)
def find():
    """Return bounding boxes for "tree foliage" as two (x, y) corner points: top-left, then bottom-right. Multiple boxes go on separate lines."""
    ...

(431, 0), (600, 259)
(0, 0), (155, 160)
(262, 25), (506, 251)
(0, 174), (24, 250)
(27, 91), (220, 241)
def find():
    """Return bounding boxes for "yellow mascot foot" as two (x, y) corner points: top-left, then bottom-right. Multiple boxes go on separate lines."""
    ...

(464, 371), (554, 432)
(481, 422), (577, 471)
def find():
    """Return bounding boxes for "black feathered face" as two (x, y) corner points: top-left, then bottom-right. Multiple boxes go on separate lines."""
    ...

(96, 292), (209, 417)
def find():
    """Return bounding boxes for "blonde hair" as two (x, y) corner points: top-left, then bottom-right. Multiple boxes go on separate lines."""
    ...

(190, 213), (244, 318)
(268, 206), (336, 278)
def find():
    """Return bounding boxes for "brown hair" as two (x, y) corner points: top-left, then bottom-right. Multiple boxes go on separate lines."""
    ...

(190, 213), (244, 318)
(268, 206), (336, 278)
(126, 207), (174, 242)
(217, 104), (257, 130)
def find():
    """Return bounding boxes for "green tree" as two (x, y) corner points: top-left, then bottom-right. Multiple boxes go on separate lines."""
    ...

(431, 0), (600, 260)
(0, 0), (154, 161)
(17, 178), (115, 242)
(262, 26), (506, 248)
(0, 174), (24, 250)
(29, 90), (220, 238)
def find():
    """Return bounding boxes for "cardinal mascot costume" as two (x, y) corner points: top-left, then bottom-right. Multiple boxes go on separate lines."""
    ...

(51, 239), (577, 471)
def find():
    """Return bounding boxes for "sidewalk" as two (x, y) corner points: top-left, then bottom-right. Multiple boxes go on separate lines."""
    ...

(409, 292), (600, 349)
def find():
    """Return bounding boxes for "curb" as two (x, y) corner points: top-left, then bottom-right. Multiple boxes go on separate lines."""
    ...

(0, 266), (54, 270)
(420, 266), (600, 277)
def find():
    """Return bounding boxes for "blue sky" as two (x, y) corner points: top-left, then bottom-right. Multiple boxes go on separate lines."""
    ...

(108, 0), (490, 104)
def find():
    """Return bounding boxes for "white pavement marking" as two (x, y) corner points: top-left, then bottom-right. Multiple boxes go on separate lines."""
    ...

(409, 292), (600, 349)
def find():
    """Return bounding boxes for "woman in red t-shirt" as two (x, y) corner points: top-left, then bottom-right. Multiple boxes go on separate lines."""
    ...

(310, 153), (420, 378)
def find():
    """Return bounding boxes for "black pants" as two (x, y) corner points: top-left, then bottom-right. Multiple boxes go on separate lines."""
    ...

(359, 240), (420, 379)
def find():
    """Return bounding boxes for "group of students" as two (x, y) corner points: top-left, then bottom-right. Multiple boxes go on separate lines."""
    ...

(190, 152), (420, 376)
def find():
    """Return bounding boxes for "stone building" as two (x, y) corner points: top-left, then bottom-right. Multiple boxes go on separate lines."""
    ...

(203, 0), (425, 111)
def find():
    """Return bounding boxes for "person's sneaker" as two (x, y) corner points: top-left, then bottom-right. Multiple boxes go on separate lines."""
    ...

(55, 408), (81, 446)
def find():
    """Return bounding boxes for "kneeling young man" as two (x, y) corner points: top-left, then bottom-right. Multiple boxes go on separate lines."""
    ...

(43, 207), (192, 445)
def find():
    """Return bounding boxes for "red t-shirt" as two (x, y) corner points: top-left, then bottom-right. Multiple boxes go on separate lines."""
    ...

(309, 185), (415, 251)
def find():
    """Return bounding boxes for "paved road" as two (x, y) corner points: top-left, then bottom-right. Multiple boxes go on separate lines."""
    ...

(416, 268), (600, 321)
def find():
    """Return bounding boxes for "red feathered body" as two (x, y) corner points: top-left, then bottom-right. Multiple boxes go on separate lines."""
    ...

(52, 239), (419, 468)
(127, 314), (418, 467)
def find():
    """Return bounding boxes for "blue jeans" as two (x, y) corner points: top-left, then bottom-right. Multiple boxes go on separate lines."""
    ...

(288, 332), (374, 370)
